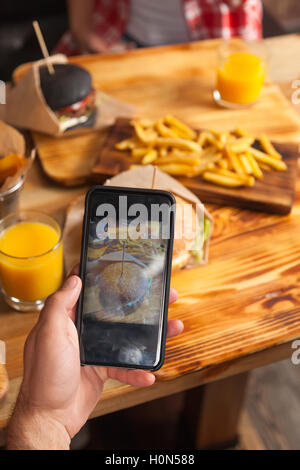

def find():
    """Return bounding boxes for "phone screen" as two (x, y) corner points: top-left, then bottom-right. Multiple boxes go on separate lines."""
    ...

(77, 187), (175, 369)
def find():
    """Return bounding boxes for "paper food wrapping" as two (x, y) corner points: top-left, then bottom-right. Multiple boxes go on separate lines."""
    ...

(63, 166), (213, 274)
(0, 363), (9, 403)
(0, 120), (35, 193)
(0, 54), (136, 136)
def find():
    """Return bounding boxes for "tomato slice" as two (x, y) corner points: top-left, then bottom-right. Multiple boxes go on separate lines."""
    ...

(59, 93), (90, 113)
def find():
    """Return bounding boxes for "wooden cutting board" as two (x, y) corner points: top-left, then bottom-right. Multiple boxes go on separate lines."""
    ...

(93, 118), (299, 215)
(27, 39), (300, 189)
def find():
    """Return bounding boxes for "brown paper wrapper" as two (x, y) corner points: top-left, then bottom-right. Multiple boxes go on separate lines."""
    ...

(63, 166), (212, 274)
(0, 55), (136, 136)
(1, 149), (36, 193)
(0, 120), (36, 193)
(0, 363), (9, 403)
(105, 166), (213, 268)
(0, 120), (25, 157)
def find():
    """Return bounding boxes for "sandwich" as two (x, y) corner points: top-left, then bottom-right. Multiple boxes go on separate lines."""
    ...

(98, 262), (149, 315)
(103, 166), (213, 272)
(39, 63), (97, 132)
(172, 195), (211, 271)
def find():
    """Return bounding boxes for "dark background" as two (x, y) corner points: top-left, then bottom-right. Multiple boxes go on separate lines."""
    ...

(0, 0), (295, 82)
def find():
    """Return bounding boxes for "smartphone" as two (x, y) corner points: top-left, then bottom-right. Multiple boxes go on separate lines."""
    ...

(76, 186), (175, 371)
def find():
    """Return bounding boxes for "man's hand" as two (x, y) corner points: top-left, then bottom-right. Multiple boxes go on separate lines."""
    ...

(7, 275), (183, 449)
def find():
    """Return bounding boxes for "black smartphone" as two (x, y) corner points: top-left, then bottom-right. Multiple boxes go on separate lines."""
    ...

(76, 186), (175, 371)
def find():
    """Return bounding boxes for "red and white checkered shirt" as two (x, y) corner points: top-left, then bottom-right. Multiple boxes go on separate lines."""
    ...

(54, 0), (262, 56)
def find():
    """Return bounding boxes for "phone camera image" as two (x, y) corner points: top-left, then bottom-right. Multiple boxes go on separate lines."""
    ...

(79, 189), (175, 369)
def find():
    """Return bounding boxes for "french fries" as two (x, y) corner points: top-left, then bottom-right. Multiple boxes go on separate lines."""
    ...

(131, 147), (149, 159)
(156, 154), (201, 166)
(202, 172), (245, 188)
(158, 163), (198, 176)
(230, 137), (255, 153)
(233, 127), (250, 137)
(218, 158), (229, 170)
(155, 137), (201, 153)
(248, 147), (287, 171)
(239, 154), (253, 175)
(115, 138), (138, 150)
(245, 152), (263, 179)
(259, 134), (282, 160)
(224, 146), (244, 176)
(164, 114), (197, 140)
(115, 115), (287, 188)
(155, 119), (178, 138)
(213, 168), (255, 187)
(142, 149), (158, 165)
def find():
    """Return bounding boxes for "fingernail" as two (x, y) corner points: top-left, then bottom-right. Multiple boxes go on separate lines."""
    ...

(148, 374), (156, 385)
(63, 275), (78, 290)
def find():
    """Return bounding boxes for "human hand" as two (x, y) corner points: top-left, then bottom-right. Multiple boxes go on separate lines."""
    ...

(7, 274), (183, 449)
(67, 0), (108, 54)
(72, 30), (135, 54)
(73, 30), (109, 54)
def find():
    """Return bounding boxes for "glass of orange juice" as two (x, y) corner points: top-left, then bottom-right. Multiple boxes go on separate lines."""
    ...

(0, 211), (63, 311)
(214, 39), (267, 108)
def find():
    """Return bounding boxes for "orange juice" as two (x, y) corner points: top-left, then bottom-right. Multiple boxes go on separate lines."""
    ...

(0, 221), (63, 302)
(217, 52), (265, 105)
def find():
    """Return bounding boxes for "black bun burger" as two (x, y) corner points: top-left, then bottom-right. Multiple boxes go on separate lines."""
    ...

(99, 262), (149, 315)
(39, 63), (97, 132)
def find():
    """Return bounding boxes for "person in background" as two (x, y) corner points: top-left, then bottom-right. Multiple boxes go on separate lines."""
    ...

(55, 0), (263, 56)
(7, 272), (183, 450)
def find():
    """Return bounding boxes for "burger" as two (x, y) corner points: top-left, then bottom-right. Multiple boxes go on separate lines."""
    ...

(39, 63), (97, 132)
(172, 195), (211, 271)
(103, 166), (212, 272)
(98, 262), (149, 315)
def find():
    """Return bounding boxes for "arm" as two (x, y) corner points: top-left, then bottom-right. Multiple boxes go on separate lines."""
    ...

(67, 0), (108, 53)
(7, 400), (70, 450)
(67, 0), (94, 40)
(7, 273), (183, 450)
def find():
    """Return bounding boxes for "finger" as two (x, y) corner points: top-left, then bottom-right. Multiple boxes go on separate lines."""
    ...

(169, 288), (178, 304)
(90, 36), (109, 53)
(66, 265), (82, 322)
(166, 319), (184, 338)
(68, 263), (80, 277)
(106, 367), (156, 387)
(40, 275), (82, 323)
(61, 275), (82, 322)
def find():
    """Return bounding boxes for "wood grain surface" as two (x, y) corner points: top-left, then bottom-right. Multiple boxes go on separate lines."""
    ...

(93, 117), (299, 214)
(1, 35), (300, 431)
(25, 37), (300, 187)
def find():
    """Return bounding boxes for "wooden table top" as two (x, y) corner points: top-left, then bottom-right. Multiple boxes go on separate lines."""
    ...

(1, 34), (300, 428)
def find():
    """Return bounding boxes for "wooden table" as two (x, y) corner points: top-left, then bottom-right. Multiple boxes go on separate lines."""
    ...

(1, 34), (300, 449)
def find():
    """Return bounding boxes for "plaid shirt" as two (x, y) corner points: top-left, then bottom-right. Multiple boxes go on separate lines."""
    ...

(55, 0), (262, 56)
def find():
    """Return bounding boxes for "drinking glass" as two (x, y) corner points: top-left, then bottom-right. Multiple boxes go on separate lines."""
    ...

(213, 39), (267, 109)
(0, 211), (63, 312)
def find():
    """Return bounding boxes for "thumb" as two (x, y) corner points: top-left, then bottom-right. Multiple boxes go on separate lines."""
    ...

(39, 275), (82, 323)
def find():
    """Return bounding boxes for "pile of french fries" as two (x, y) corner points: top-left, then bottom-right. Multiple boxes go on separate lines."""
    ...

(115, 115), (287, 188)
